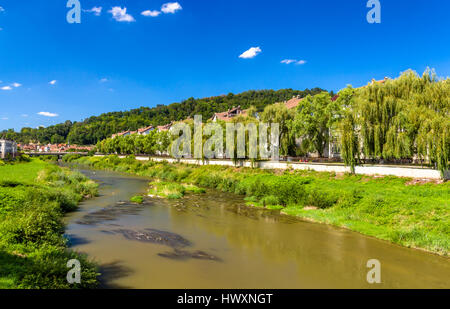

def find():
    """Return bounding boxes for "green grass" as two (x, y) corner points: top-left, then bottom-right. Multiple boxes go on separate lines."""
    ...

(70, 155), (450, 256)
(130, 195), (144, 204)
(0, 159), (99, 289)
(0, 160), (48, 184)
(148, 181), (205, 199)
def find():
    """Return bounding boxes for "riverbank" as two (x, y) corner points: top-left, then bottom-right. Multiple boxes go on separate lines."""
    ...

(66, 155), (449, 256)
(0, 159), (99, 288)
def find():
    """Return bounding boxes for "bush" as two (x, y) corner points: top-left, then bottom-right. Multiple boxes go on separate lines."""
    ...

(0, 161), (99, 288)
(130, 195), (144, 204)
(62, 154), (82, 163)
(184, 185), (206, 194)
(39, 155), (58, 162)
(238, 175), (309, 206)
(307, 188), (338, 209)
(260, 195), (280, 207)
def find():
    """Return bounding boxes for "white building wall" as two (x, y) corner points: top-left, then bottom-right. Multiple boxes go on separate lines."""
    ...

(0, 140), (18, 159)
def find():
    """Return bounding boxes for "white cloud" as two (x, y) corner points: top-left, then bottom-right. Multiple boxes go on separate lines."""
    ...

(21, 114), (28, 117)
(12, 82), (22, 88)
(0, 7), (4, 12)
(141, 10), (161, 17)
(99, 78), (108, 83)
(1, 117), (8, 120)
(108, 7), (135, 22)
(1, 86), (12, 91)
(161, 2), (182, 14)
(281, 59), (307, 65)
(239, 47), (262, 59)
(38, 112), (59, 118)
(0, 28), (3, 31)
(49, 80), (57, 85)
(84, 7), (102, 16)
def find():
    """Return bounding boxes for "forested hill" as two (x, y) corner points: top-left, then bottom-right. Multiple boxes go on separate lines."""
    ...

(2, 88), (327, 145)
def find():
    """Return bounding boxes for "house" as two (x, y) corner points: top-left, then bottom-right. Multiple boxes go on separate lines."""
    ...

(138, 126), (155, 136)
(0, 140), (18, 159)
(112, 130), (131, 138)
(211, 106), (246, 122)
(372, 77), (389, 85)
(157, 122), (173, 132)
(111, 126), (156, 138)
(18, 144), (38, 152)
(283, 96), (304, 110)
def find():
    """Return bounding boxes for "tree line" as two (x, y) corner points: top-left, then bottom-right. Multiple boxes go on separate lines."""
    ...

(95, 70), (449, 175)
(1, 88), (326, 145)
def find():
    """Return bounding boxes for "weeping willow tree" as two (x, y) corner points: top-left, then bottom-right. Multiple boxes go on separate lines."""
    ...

(339, 69), (449, 176)
(336, 87), (359, 173)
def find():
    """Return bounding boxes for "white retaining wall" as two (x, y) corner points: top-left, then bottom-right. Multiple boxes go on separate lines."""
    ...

(104, 155), (447, 180)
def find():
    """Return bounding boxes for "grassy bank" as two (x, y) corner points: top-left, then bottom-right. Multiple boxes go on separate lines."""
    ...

(148, 180), (206, 199)
(0, 159), (99, 288)
(67, 155), (449, 256)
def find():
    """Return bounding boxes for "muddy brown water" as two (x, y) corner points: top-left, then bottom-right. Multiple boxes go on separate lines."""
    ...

(64, 169), (450, 289)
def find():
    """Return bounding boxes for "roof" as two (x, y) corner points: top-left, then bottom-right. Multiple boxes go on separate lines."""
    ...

(138, 125), (153, 133)
(211, 106), (245, 122)
(373, 77), (389, 84)
(112, 130), (131, 138)
(157, 122), (173, 131)
(284, 96), (304, 110)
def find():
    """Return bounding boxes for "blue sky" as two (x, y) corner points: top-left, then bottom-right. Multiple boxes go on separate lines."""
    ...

(0, 0), (449, 131)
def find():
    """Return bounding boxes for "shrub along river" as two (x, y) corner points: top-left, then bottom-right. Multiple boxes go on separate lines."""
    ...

(64, 168), (450, 289)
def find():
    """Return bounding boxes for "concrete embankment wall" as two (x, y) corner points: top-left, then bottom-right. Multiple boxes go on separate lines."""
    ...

(96, 155), (448, 180)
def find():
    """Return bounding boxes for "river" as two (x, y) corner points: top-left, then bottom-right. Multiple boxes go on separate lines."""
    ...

(64, 168), (450, 289)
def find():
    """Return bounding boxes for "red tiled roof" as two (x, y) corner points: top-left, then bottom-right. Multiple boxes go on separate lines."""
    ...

(284, 97), (304, 110)
(157, 123), (173, 131)
(138, 126), (153, 133)
(211, 106), (245, 122)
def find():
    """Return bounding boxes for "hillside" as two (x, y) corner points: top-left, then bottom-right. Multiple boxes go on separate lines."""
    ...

(1, 88), (327, 145)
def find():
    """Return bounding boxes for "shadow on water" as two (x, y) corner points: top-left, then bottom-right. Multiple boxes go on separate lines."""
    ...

(64, 234), (91, 246)
(76, 201), (153, 226)
(157, 248), (223, 262)
(98, 261), (135, 289)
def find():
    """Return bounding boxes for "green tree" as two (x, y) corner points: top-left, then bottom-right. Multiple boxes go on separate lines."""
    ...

(292, 92), (341, 157)
(260, 103), (295, 156)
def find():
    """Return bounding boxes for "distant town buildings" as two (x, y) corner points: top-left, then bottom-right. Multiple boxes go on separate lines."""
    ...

(16, 143), (94, 153)
(0, 140), (18, 159)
